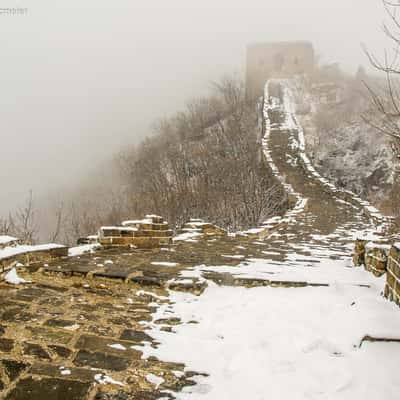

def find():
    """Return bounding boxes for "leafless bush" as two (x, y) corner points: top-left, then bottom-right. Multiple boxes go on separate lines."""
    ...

(0, 191), (37, 244)
(118, 76), (287, 231)
(363, 0), (400, 167)
(14, 76), (286, 244)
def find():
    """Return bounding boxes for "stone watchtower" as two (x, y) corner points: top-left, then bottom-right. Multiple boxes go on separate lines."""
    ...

(246, 41), (315, 98)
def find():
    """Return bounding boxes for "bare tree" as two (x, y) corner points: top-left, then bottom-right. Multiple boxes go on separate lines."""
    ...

(0, 214), (15, 236)
(363, 0), (400, 167)
(49, 201), (64, 243)
(116, 75), (287, 231)
(14, 190), (37, 244)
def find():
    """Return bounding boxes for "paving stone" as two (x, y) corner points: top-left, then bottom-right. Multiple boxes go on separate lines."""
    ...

(1, 359), (29, 381)
(48, 345), (72, 359)
(72, 303), (97, 312)
(2, 307), (35, 323)
(94, 391), (130, 400)
(30, 362), (97, 382)
(120, 329), (154, 343)
(0, 297), (21, 309)
(45, 319), (79, 329)
(74, 335), (141, 359)
(27, 326), (73, 345)
(107, 317), (133, 328)
(92, 268), (133, 280)
(39, 298), (65, 307)
(73, 349), (131, 371)
(23, 342), (52, 360)
(44, 264), (95, 275)
(94, 390), (164, 400)
(124, 312), (153, 322)
(76, 312), (98, 322)
(130, 276), (164, 286)
(154, 318), (181, 326)
(84, 287), (114, 297)
(95, 302), (121, 311)
(36, 283), (69, 293)
(85, 325), (115, 337)
(4, 377), (91, 400)
(15, 287), (51, 301)
(0, 338), (14, 353)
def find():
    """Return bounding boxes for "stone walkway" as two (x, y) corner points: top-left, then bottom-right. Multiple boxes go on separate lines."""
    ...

(0, 80), (393, 399)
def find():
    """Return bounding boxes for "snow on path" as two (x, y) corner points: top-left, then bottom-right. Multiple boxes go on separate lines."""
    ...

(143, 280), (400, 400)
(139, 79), (400, 399)
(68, 243), (101, 257)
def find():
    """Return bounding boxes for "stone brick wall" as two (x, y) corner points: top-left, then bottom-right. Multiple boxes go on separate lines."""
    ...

(0, 246), (68, 272)
(354, 239), (400, 307)
(384, 244), (400, 305)
(364, 242), (391, 277)
(178, 219), (227, 237)
(99, 215), (172, 248)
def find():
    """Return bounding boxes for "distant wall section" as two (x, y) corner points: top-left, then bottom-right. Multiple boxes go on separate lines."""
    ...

(246, 41), (315, 98)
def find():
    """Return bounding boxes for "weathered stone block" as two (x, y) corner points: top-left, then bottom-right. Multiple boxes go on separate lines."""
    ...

(180, 219), (227, 237)
(100, 237), (171, 248)
(120, 329), (154, 343)
(353, 239), (367, 266)
(23, 342), (52, 360)
(0, 338), (14, 353)
(73, 349), (131, 371)
(364, 243), (390, 277)
(74, 334), (141, 359)
(1, 359), (29, 381)
(4, 377), (91, 400)
(27, 326), (73, 345)
(98, 216), (172, 249)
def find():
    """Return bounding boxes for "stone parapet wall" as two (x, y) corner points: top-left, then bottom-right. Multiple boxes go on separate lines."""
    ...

(354, 239), (400, 307)
(99, 215), (173, 248)
(364, 242), (391, 277)
(100, 236), (171, 248)
(179, 219), (227, 237)
(0, 246), (68, 272)
(385, 244), (400, 305)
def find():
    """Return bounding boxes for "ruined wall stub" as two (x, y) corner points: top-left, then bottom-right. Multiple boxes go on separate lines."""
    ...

(246, 41), (315, 98)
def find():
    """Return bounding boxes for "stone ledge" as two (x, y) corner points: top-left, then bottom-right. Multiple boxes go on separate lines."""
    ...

(1, 246), (69, 272)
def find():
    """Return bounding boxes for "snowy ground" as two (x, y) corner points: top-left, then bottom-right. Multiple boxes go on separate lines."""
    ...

(140, 262), (400, 400)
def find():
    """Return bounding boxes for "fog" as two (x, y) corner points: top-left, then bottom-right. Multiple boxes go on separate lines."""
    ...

(0, 0), (388, 216)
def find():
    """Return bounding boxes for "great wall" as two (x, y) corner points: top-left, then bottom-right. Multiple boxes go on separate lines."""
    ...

(0, 78), (399, 399)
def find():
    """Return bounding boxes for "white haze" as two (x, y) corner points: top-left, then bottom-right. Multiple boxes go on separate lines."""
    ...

(0, 0), (388, 216)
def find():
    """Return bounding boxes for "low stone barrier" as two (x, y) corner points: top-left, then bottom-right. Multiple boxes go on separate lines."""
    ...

(384, 244), (400, 305)
(178, 219), (227, 237)
(364, 242), (391, 277)
(0, 245), (69, 272)
(99, 215), (173, 248)
(354, 238), (400, 307)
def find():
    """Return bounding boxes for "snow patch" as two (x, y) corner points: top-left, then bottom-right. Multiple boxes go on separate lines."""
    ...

(4, 268), (30, 285)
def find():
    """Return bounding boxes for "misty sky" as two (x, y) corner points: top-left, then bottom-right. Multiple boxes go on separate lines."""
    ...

(0, 0), (389, 216)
